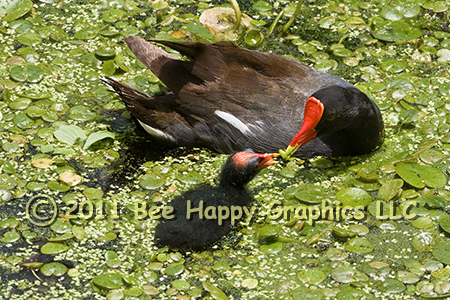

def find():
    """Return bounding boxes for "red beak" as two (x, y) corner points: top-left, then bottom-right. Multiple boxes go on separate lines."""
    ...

(280, 97), (324, 158)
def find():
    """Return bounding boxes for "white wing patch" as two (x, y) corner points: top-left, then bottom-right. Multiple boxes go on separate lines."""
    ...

(215, 110), (253, 135)
(137, 119), (175, 142)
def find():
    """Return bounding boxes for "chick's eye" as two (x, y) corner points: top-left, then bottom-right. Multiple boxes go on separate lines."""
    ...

(248, 157), (260, 169)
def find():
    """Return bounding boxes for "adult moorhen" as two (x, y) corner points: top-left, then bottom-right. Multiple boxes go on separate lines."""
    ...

(103, 36), (384, 158)
(154, 150), (277, 251)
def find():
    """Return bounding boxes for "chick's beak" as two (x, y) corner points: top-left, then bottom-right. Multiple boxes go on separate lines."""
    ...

(258, 153), (279, 170)
(280, 97), (324, 159)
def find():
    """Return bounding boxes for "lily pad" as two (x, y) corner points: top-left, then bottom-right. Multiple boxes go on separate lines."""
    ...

(17, 32), (42, 46)
(381, 59), (408, 73)
(1, 0), (33, 22)
(54, 125), (87, 146)
(241, 278), (258, 289)
(74, 26), (99, 40)
(9, 98), (31, 110)
(40, 262), (67, 276)
(245, 30), (264, 48)
(411, 216), (434, 229)
(336, 188), (372, 207)
(345, 237), (374, 253)
(177, 171), (203, 185)
(48, 232), (74, 242)
(395, 163), (447, 188)
(439, 214), (450, 234)
(433, 240), (450, 265)
(398, 109), (418, 125)
(297, 268), (327, 285)
(372, 19), (422, 42)
(69, 105), (97, 121)
(97, 231), (117, 242)
(165, 264), (184, 276)
(83, 187), (104, 199)
(202, 282), (229, 300)
(378, 179), (403, 201)
(140, 173), (165, 190)
(330, 266), (356, 283)
(83, 130), (115, 149)
(50, 219), (72, 234)
(295, 188), (326, 204)
(378, 278), (406, 293)
(260, 242), (283, 255)
(31, 158), (52, 169)
(41, 242), (69, 255)
(422, 1), (448, 13)
(412, 231), (441, 252)
(253, 1), (272, 11)
(22, 262), (44, 269)
(48, 181), (70, 192)
(92, 273), (124, 289)
(0, 230), (20, 243)
(259, 224), (281, 238)
(420, 149), (446, 164)
(22, 230), (37, 240)
(172, 279), (190, 290)
(59, 171), (82, 186)
(398, 271), (420, 284)
(72, 225), (86, 240)
(437, 49), (450, 63)
(10, 65), (27, 82)
(381, 2), (421, 20)
(102, 9), (125, 22)
(102, 60), (116, 76)
(13, 112), (34, 128)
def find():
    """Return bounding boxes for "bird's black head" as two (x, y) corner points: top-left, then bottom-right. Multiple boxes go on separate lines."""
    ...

(281, 85), (384, 158)
(313, 86), (376, 133)
(220, 150), (278, 187)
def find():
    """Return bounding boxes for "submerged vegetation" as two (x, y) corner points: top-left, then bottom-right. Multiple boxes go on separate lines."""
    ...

(1, 0), (450, 299)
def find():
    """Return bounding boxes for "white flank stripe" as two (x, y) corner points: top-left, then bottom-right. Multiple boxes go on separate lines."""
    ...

(137, 120), (175, 142)
(215, 110), (251, 134)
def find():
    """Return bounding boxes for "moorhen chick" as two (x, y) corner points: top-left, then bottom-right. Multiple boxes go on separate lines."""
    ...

(103, 36), (384, 158)
(154, 150), (277, 251)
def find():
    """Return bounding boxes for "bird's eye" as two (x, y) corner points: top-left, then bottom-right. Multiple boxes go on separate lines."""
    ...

(326, 114), (337, 122)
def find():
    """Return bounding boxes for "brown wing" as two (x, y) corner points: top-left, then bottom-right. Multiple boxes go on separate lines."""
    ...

(121, 36), (353, 154)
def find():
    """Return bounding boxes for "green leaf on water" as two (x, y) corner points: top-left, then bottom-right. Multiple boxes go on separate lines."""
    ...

(140, 173), (165, 190)
(54, 125), (86, 146)
(295, 188), (326, 204)
(40, 262), (67, 276)
(0, 230), (20, 243)
(1, 0), (33, 22)
(41, 242), (69, 255)
(395, 163), (447, 188)
(433, 240), (450, 265)
(83, 130), (115, 149)
(203, 281), (229, 300)
(398, 109), (418, 125)
(182, 21), (218, 43)
(17, 31), (42, 46)
(372, 19), (422, 42)
(439, 215), (450, 234)
(378, 179), (403, 201)
(336, 188), (372, 207)
(345, 237), (374, 254)
(177, 171), (203, 185)
(92, 273), (124, 289)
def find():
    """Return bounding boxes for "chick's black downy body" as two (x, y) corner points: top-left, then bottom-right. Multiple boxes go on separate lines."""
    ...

(154, 151), (276, 251)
